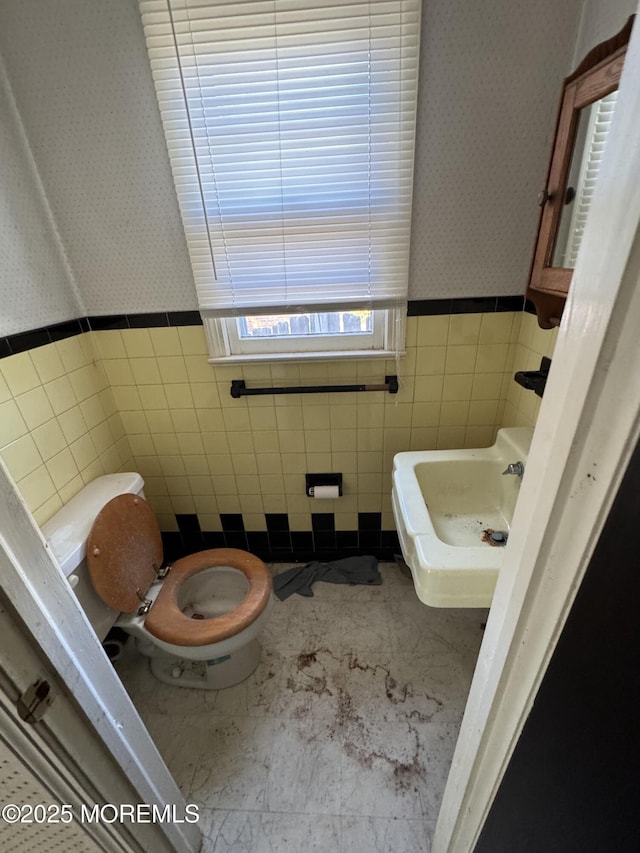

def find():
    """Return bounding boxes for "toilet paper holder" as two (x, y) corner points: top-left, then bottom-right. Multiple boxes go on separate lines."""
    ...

(306, 473), (343, 497)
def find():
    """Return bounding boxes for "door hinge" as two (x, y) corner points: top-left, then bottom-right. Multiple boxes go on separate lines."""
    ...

(17, 679), (53, 724)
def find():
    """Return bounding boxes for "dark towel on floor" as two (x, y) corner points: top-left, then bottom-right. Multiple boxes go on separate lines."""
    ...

(273, 555), (381, 601)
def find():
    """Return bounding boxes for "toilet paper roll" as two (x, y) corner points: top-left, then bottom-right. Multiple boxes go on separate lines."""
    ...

(310, 485), (340, 499)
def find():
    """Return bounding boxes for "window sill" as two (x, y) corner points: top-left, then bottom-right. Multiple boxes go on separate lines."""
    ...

(207, 349), (405, 365)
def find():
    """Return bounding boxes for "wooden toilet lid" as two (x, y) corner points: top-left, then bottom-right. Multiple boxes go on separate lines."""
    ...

(87, 494), (163, 613)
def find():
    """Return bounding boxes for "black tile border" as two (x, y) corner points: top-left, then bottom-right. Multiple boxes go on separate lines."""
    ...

(1, 310), (204, 359)
(265, 513), (290, 532)
(160, 511), (402, 562)
(407, 295), (527, 317)
(161, 522), (401, 565)
(1, 298), (533, 360)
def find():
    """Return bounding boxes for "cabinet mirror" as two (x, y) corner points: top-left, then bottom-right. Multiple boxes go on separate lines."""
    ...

(526, 16), (633, 329)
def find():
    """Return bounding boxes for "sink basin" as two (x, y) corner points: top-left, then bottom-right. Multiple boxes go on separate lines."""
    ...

(392, 427), (533, 608)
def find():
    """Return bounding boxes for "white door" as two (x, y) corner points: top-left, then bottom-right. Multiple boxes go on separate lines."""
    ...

(0, 458), (201, 853)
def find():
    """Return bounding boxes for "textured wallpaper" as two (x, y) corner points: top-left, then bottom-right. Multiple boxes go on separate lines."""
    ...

(0, 0), (196, 327)
(0, 58), (81, 336)
(409, 0), (582, 299)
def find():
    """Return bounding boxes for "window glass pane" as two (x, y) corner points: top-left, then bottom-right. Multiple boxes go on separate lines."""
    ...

(237, 311), (373, 340)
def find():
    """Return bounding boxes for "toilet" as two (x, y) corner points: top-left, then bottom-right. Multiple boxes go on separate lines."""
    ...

(41, 473), (273, 690)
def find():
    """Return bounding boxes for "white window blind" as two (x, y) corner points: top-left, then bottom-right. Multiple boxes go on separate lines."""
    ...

(139, 0), (420, 318)
(564, 90), (618, 268)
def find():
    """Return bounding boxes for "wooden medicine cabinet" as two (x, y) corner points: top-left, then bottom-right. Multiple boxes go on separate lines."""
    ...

(526, 16), (634, 328)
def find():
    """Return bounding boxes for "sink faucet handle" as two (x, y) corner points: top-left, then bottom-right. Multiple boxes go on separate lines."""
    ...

(502, 461), (524, 478)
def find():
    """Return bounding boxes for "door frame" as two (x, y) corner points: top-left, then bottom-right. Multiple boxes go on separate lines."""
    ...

(0, 460), (201, 853)
(434, 12), (640, 852)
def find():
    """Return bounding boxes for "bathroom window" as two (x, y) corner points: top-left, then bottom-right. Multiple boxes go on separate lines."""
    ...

(139, 0), (420, 361)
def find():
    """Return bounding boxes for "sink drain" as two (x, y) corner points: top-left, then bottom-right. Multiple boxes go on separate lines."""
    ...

(482, 529), (508, 546)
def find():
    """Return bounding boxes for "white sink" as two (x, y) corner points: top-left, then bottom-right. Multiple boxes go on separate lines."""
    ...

(392, 427), (533, 608)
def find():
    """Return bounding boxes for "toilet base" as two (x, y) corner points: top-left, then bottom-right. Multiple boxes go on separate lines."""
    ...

(147, 638), (262, 690)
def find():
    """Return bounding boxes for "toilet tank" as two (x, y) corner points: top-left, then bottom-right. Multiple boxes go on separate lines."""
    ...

(42, 472), (145, 640)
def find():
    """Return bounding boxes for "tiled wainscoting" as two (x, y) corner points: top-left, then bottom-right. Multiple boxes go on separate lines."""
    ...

(162, 510), (401, 564)
(0, 300), (557, 559)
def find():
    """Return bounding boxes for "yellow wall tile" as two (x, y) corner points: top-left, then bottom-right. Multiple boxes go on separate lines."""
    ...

(92, 330), (126, 360)
(146, 410), (175, 433)
(440, 401), (470, 426)
(139, 384), (169, 409)
(32, 494), (64, 526)
(176, 433), (205, 455)
(448, 313), (482, 345)
(32, 418), (69, 460)
(416, 345), (447, 376)
(465, 425), (496, 447)
(171, 495), (195, 514)
(357, 429), (384, 452)
(242, 511), (266, 529)
(191, 383), (219, 409)
(417, 314), (449, 346)
(16, 387), (55, 430)
(1, 352), (41, 396)
(177, 326), (208, 356)
(468, 400), (499, 426)
(437, 426), (467, 449)
(256, 453), (283, 475)
(383, 404), (413, 428)
(1, 434), (43, 481)
(0, 399), (28, 445)
(222, 408), (252, 432)
(17, 465), (57, 511)
(120, 411), (149, 434)
(226, 432), (254, 454)
(103, 359), (135, 386)
(130, 358), (162, 385)
(171, 409), (200, 433)
(58, 474), (85, 505)
(45, 376), (78, 415)
(305, 431), (331, 453)
(476, 343), (510, 373)
(90, 421), (113, 455)
(305, 452), (332, 471)
(0, 370), (11, 404)
(193, 494), (219, 515)
(70, 433), (98, 470)
(111, 385), (142, 411)
(281, 453), (307, 474)
(187, 475), (213, 495)
(442, 374), (473, 401)
(414, 375), (443, 402)
(479, 312), (516, 344)
(47, 448), (79, 489)
(30, 344), (66, 384)
(122, 329), (154, 358)
(80, 395), (108, 430)
(411, 402), (441, 427)
(445, 345), (477, 374)
(184, 355), (214, 383)
(472, 373), (504, 400)
(410, 427), (438, 450)
(56, 336), (91, 373)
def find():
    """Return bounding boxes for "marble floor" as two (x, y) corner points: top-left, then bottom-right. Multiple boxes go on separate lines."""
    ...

(115, 562), (487, 853)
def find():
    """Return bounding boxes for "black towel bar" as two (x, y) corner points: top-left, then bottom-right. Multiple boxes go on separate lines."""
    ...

(230, 375), (399, 398)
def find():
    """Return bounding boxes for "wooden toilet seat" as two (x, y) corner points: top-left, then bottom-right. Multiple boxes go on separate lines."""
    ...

(87, 495), (272, 648)
(145, 548), (271, 646)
